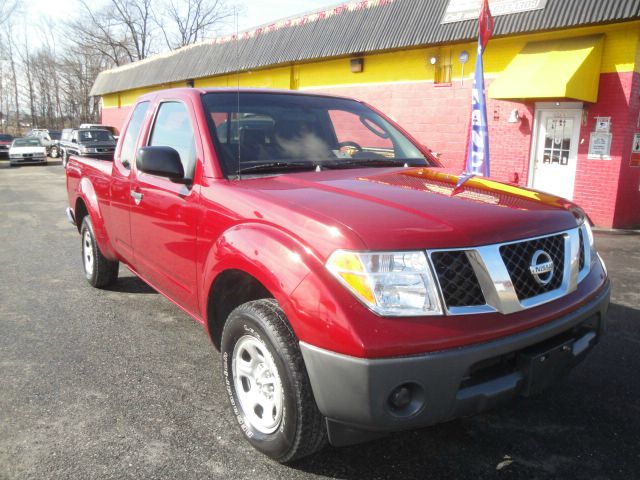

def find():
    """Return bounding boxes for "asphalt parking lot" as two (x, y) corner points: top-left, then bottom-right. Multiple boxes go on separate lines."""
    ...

(1, 161), (639, 480)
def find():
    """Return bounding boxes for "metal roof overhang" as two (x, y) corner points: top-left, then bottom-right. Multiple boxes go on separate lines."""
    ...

(488, 35), (604, 103)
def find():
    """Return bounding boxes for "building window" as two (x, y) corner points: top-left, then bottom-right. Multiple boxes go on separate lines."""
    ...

(434, 48), (453, 85)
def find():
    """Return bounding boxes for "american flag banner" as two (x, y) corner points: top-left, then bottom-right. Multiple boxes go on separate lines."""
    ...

(465, 0), (494, 177)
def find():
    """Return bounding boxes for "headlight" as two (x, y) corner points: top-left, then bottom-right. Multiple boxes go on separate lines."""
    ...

(583, 221), (607, 275)
(584, 219), (596, 254)
(583, 221), (597, 264)
(325, 250), (443, 316)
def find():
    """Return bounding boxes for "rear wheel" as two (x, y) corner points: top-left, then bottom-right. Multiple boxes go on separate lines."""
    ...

(50, 145), (59, 158)
(80, 216), (119, 288)
(221, 299), (327, 463)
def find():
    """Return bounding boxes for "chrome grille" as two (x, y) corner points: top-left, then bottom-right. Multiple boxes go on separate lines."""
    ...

(428, 228), (585, 316)
(431, 251), (485, 307)
(499, 234), (565, 301)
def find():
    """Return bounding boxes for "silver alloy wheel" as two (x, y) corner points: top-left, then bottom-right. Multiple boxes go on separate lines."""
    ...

(83, 230), (94, 276)
(232, 335), (284, 434)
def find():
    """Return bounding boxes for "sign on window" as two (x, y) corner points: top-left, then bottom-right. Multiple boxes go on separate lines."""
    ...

(588, 132), (612, 160)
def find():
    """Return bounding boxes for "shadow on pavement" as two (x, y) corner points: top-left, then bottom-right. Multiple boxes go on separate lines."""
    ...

(106, 275), (158, 294)
(292, 302), (640, 479)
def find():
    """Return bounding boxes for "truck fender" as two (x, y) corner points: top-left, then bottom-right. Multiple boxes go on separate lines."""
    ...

(201, 223), (322, 337)
(76, 177), (118, 260)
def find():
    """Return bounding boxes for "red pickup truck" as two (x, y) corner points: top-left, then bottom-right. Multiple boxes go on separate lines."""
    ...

(66, 88), (609, 462)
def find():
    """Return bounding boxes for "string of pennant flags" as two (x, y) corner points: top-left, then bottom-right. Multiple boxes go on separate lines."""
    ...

(211, 0), (395, 44)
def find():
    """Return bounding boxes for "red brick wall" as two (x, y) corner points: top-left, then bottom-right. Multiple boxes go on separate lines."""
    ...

(310, 72), (640, 228)
(612, 71), (640, 228)
(102, 106), (133, 136)
(102, 73), (640, 228)
(573, 73), (632, 227)
(310, 81), (534, 184)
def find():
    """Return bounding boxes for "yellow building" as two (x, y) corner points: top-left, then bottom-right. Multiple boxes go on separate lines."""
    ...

(91, 0), (640, 228)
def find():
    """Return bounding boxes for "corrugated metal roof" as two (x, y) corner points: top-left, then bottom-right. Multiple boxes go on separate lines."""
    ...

(91, 0), (640, 96)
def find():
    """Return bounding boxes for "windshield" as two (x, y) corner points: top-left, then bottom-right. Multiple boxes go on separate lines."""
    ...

(13, 138), (41, 147)
(78, 130), (115, 142)
(202, 92), (430, 176)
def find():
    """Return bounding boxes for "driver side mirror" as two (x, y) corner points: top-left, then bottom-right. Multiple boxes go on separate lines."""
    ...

(136, 146), (187, 183)
(71, 138), (77, 143)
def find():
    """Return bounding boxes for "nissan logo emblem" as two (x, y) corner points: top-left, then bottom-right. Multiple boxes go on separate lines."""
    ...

(529, 250), (554, 286)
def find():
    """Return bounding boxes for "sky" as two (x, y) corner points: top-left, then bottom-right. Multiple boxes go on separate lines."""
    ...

(29, 0), (339, 35)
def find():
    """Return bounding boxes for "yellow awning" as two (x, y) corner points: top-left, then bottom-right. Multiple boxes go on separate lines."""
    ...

(489, 35), (604, 103)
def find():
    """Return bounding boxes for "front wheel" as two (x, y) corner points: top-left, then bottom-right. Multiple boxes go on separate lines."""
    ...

(80, 216), (119, 288)
(221, 299), (327, 463)
(50, 146), (59, 158)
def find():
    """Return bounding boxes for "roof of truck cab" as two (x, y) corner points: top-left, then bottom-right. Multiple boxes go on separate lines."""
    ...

(137, 87), (364, 103)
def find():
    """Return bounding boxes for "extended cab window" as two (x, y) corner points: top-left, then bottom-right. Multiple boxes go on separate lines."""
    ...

(202, 92), (429, 177)
(148, 102), (197, 180)
(121, 102), (150, 169)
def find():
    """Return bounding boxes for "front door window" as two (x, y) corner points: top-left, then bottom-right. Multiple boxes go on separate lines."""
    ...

(543, 118), (573, 166)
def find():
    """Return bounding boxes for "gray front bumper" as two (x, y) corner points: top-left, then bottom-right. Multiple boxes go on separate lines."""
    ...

(300, 280), (610, 446)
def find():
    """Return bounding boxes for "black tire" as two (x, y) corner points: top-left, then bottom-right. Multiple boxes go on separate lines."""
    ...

(80, 216), (119, 288)
(221, 299), (327, 463)
(50, 146), (59, 158)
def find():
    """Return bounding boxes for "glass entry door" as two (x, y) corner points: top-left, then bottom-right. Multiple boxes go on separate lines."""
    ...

(531, 109), (582, 200)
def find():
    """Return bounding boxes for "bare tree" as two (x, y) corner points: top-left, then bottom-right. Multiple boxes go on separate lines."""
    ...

(17, 33), (38, 128)
(157, 0), (233, 49)
(69, 3), (139, 66)
(0, 0), (20, 26)
(4, 26), (21, 133)
(111, 0), (155, 60)
(0, 0), (235, 133)
(0, 0), (20, 133)
(73, 0), (156, 64)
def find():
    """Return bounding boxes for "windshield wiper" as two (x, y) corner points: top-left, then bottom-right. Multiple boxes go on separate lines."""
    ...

(233, 161), (316, 175)
(322, 158), (408, 169)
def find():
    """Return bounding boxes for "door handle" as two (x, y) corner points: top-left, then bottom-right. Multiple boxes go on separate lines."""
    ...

(130, 190), (143, 205)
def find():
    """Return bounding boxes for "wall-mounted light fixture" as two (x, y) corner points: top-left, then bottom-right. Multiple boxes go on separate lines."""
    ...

(429, 56), (438, 65)
(350, 57), (364, 73)
(508, 108), (521, 123)
(186, 79), (195, 88)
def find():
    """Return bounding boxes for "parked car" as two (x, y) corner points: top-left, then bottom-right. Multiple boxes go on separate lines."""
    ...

(61, 128), (117, 166)
(65, 88), (610, 463)
(9, 137), (47, 166)
(26, 128), (49, 138)
(0, 134), (14, 158)
(27, 130), (61, 156)
(46, 131), (62, 157)
(58, 128), (73, 164)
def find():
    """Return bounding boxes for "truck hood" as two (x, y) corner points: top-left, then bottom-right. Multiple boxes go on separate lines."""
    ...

(236, 167), (583, 251)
